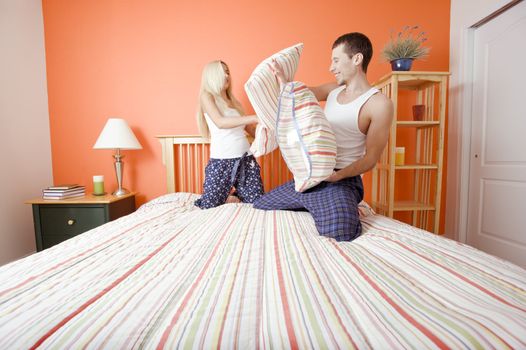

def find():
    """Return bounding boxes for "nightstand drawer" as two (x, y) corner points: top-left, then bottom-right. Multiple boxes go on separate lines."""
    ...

(40, 206), (106, 237)
(41, 234), (77, 250)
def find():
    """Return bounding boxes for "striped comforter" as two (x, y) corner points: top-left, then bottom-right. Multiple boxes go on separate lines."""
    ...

(0, 193), (525, 349)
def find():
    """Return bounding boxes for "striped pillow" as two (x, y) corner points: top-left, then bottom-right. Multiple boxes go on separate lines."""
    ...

(277, 81), (337, 192)
(245, 43), (303, 156)
(250, 124), (278, 157)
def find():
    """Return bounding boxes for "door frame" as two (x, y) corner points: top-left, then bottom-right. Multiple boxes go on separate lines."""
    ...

(446, 0), (523, 243)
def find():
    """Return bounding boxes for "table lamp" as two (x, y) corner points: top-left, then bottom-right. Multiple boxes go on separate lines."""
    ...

(93, 118), (142, 196)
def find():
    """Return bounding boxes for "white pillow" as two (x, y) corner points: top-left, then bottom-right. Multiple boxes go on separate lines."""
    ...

(245, 43), (303, 156)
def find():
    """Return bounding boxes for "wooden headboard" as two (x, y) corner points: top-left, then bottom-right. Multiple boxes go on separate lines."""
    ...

(157, 135), (293, 193)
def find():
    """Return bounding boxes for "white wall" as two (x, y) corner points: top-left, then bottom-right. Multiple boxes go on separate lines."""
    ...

(446, 0), (516, 241)
(0, 0), (53, 265)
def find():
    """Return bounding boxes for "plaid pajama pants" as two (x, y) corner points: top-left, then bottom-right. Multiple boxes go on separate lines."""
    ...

(195, 154), (264, 209)
(253, 176), (364, 241)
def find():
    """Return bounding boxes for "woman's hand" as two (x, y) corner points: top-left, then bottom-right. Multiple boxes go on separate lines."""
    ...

(244, 115), (258, 138)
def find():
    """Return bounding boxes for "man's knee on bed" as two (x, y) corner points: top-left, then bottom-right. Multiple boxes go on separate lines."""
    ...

(253, 180), (298, 210)
(310, 193), (362, 241)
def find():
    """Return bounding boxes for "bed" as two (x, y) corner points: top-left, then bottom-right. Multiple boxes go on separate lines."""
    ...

(0, 136), (525, 349)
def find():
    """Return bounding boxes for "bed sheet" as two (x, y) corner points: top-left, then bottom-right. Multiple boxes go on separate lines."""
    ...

(0, 193), (525, 349)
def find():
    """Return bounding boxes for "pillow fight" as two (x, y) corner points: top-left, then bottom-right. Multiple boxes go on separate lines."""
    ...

(194, 32), (394, 242)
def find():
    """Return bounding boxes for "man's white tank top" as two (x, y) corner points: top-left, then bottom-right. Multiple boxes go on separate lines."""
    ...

(204, 107), (251, 159)
(324, 86), (379, 169)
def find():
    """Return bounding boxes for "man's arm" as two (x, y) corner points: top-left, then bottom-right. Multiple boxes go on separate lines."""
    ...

(308, 83), (339, 102)
(270, 59), (337, 102)
(326, 95), (394, 181)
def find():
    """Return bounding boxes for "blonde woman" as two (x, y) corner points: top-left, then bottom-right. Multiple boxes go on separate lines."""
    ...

(195, 60), (264, 209)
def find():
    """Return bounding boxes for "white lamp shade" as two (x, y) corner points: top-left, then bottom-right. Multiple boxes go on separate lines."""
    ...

(93, 118), (142, 150)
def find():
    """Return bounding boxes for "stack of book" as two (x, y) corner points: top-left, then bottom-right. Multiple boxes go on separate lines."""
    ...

(42, 184), (86, 200)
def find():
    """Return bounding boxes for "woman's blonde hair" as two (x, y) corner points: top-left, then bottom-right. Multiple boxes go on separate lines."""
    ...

(196, 60), (244, 139)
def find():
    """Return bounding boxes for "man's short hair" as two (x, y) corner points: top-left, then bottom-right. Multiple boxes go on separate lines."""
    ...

(332, 33), (373, 73)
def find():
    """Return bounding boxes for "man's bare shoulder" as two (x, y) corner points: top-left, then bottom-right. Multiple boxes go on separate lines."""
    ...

(369, 92), (392, 108)
(368, 92), (394, 120)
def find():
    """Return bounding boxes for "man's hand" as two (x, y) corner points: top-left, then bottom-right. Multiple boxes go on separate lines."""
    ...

(325, 170), (343, 183)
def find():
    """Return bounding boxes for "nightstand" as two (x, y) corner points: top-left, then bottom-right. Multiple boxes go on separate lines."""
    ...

(26, 192), (136, 251)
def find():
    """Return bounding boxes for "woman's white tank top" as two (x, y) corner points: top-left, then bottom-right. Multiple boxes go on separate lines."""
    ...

(204, 107), (251, 159)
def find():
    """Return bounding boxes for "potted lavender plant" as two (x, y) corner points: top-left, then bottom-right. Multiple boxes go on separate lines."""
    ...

(382, 26), (430, 71)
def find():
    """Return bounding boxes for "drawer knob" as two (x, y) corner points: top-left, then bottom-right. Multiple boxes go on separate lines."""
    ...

(67, 219), (75, 226)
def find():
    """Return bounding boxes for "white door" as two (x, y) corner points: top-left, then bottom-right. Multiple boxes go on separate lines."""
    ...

(467, 1), (526, 268)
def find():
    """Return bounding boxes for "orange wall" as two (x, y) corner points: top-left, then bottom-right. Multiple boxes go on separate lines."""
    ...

(42, 0), (450, 216)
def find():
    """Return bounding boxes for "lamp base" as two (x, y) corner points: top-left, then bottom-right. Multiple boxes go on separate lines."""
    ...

(113, 188), (130, 196)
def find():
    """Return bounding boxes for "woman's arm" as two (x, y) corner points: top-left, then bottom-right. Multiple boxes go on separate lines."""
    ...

(201, 93), (257, 129)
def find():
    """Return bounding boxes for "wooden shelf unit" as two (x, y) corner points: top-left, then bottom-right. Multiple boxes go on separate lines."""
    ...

(372, 71), (449, 233)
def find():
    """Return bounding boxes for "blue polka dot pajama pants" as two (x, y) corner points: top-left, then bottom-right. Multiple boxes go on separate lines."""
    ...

(195, 154), (264, 209)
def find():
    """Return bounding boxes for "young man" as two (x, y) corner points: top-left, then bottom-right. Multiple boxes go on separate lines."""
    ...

(253, 32), (393, 241)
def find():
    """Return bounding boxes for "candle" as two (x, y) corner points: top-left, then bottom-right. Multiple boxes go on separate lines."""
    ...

(93, 175), (105, 195)
(395, 147), (405, 166)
